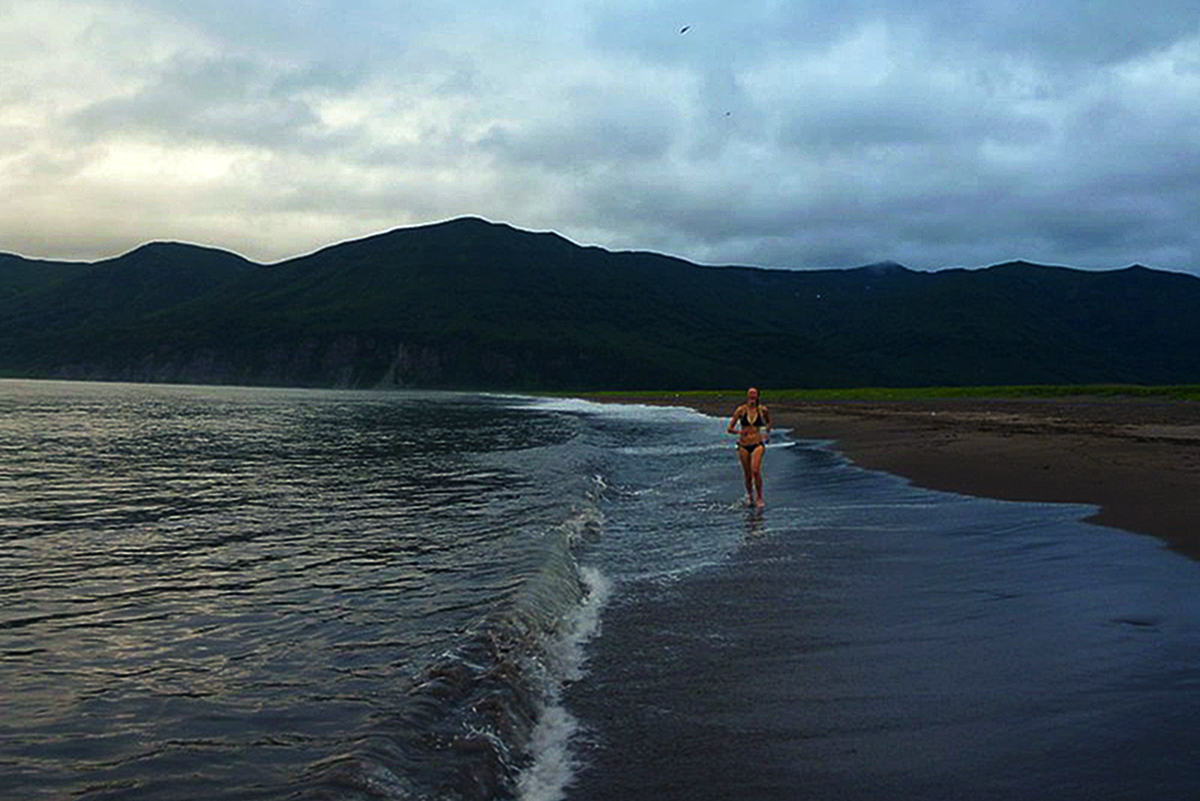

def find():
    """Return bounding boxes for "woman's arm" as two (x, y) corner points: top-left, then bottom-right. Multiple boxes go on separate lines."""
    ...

(726, 405), (744, 435)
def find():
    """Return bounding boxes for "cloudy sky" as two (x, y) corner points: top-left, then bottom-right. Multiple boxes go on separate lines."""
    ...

(3, 1), (1198, 274)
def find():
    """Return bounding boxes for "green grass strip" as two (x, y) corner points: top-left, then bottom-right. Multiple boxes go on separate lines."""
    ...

(577, 384), (1200, 402)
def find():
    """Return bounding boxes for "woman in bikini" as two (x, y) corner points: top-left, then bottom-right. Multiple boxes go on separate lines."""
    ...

(727, 387), (771, 507)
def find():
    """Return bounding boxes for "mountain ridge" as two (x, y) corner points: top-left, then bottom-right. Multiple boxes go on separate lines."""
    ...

(2, 217), (1198, 390)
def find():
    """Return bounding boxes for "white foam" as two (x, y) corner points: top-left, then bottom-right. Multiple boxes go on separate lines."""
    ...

(512, 394), (714, 423)
(517, 566), (612, 801)
(515, 702), (582, 801)
(615, 441), (732, 457)
(554, 566), (611, 682)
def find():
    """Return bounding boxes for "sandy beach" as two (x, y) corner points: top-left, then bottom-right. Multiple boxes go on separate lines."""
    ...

(602, 394), (1200, 559)
(565, 393), (1200, 801)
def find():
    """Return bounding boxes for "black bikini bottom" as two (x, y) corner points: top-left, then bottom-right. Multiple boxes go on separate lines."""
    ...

(739, 442), (763, 455)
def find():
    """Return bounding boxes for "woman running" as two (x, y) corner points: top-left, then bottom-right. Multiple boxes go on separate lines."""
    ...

(727, 387), (771, 507)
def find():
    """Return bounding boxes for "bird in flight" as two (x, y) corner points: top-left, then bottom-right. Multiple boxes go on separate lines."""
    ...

(680, 25), (691, 34)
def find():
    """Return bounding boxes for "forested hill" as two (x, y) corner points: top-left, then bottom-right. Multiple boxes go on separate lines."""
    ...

(2, 217), (1199, 390)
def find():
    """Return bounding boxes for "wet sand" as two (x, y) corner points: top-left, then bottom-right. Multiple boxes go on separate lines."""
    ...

(565, 394), (1200, 801)
(597, 395), (1200, 558)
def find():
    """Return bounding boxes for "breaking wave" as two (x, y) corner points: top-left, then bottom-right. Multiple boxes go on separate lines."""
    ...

(295, 506), (608, 801)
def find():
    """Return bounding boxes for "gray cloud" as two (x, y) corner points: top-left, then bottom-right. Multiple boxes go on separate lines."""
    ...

(63, 52), (372, 155)
(1, 0), (1197, 274)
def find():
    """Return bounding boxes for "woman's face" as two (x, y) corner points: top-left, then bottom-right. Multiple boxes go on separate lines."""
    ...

(747, 388), (759, 404)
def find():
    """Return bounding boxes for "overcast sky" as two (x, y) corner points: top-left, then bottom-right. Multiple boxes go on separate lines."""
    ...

(3, 1), (1198, 274)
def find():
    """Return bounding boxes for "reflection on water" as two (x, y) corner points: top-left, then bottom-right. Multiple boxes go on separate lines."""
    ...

(0, 381), (588, 799)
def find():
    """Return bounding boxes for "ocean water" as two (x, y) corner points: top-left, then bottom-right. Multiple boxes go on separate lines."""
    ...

(2, 381), (1199, 800)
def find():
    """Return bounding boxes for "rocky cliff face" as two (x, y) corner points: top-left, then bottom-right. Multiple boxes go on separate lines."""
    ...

(45, 336), (551, 390)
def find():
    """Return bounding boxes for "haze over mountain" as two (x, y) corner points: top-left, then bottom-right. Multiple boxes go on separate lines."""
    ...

(2, 218), (1198, 391)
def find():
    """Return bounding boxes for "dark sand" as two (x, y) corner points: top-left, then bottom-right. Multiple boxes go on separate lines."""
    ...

(565, 394), (1200, 801)
(598, 395), (1200, 558)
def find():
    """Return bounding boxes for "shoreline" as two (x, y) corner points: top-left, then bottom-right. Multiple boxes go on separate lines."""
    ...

(592, 394), (1200, 559)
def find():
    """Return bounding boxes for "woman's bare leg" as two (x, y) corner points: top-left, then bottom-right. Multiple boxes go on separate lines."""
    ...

(737, 447), (755, 504)
(750, 447), (766, 506)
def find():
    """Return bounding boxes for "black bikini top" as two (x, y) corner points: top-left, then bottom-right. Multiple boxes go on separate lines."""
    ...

(740, 407), (766, 428)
